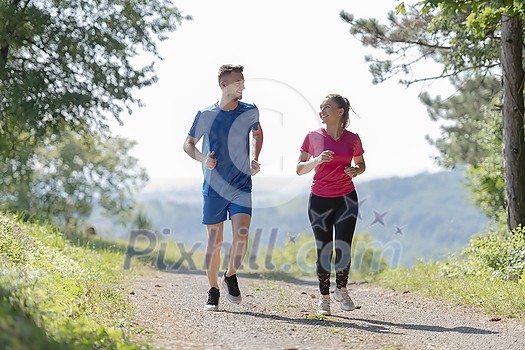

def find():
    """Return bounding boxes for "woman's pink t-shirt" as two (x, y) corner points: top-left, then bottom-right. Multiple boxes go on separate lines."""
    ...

(300, 128), (364, 197)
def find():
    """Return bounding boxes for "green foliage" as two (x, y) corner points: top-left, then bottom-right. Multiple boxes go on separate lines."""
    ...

(0, 215), (26, 264)
(340, 7), (440, 85)
(130, 205), (154, 231)
(351, 232), (391, 279)
(444, 225), (525, 281)
(407, 0), (525, 74)
(268, 234), (316, 276)
(378, 259), (525, 319)
(377, 225), (525, 319)
(0, 212), (149, 349)
(420, 74), (501, 168)
(340, 3), (501, 86)
(0, 130), (148, 228)
(342, 1), (525, 228)
(0, 285), (72, 349)
(0, 0), (190, 152)
(395, 2), (407, 15)
(464, 108), (506, 221)
(0, 0), (188, 230)
(422, 74), (507, 222)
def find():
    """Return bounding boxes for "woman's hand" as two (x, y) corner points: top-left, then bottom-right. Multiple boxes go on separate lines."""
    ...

(344, 166), (360, 178)
(315, 150), (334, 164)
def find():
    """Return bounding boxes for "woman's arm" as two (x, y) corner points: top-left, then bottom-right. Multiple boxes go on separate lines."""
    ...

(344, 154), (366, 178)
(296, 150), (334, 176)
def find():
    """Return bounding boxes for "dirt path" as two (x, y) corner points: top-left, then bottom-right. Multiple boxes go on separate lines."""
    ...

(129, 270), (525, 350)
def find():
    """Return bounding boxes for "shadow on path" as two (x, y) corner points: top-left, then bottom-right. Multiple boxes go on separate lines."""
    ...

(221, 310), (498, 336)
(348, 317), (498, 335)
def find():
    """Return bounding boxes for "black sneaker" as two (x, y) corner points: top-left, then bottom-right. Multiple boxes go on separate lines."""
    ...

(204, 287), (220, 311)
(220, 271), (242, 304)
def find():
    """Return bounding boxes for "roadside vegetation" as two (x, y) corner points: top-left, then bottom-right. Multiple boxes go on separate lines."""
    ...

(0, 213), (151, 349)
(376, 225), (525, 321)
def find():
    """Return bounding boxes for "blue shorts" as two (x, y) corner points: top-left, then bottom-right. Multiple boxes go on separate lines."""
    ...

(202, 192), (252, 225)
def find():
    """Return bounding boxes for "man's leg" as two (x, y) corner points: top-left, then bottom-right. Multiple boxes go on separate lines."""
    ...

(205, 222), (224, 288)
(202, 195), (228, 311)
(219, 213), (250, 304)
(227, 213), (251, 276)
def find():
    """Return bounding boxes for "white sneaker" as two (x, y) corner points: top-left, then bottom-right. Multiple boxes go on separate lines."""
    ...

(316, 294), (331, 316)
(333, 287), (355, 311)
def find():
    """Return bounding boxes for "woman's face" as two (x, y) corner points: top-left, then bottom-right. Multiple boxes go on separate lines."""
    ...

(319, 98), (343, 125)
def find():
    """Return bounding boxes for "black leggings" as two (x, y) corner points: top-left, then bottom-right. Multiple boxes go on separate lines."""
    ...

(308, 190), (358, 295)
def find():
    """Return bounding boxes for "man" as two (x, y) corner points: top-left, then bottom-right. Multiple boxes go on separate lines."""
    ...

(183, 64), (263, 311)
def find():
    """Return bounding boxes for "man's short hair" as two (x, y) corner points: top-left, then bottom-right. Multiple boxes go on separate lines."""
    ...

(218, 64), (244, 83)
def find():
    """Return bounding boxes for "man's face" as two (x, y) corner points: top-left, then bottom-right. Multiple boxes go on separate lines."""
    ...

(221, 71), (245, 100)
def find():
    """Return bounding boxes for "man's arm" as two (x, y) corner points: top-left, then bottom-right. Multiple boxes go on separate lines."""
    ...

(183, 135), (216, 170)
(252, 122), (263, 161)
(250, 123), (263, 175)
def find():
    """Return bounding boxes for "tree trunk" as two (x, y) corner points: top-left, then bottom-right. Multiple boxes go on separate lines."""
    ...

(501, 13), (525, 231)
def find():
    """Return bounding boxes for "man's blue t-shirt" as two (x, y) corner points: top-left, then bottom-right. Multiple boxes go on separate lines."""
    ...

(188, 101), (259, 199)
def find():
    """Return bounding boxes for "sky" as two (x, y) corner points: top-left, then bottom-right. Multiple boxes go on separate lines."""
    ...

(109, 0), (449, 194)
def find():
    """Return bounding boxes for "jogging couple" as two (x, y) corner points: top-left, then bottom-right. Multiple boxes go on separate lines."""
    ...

(182, 64), (366, 316)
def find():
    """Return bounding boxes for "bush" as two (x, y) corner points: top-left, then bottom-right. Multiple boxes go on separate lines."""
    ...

(443, 225), (525, 281)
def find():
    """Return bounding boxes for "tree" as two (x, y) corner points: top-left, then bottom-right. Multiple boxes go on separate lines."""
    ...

(420, 74), (501, 168)
(0, 130), (148, 227)
(500, 10), (525, 230)
(340, 5), (499, 87)
(341, 1), (525, 230)
(0, 0), (190, 154)
(465, 107), (506, 223)
(420, 74), (507, 221)
(0, 0), (190, 227)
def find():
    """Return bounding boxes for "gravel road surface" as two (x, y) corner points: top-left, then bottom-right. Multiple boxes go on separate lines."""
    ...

(129, 270), (525, 350)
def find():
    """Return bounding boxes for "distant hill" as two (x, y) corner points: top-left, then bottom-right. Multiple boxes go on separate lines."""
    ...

(248, 169), (491, 267)
(353, 170), (491, 266)
(95, 169), (491, 267)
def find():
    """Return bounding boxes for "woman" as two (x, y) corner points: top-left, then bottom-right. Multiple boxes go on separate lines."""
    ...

(296, 93), (366, 316)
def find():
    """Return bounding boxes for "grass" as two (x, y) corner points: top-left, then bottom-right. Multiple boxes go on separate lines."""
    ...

(375, 260), (525, 321)
(0, 212), (151, 349)
(306, 313), (332, 321)
(374, 226), (525, 321)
